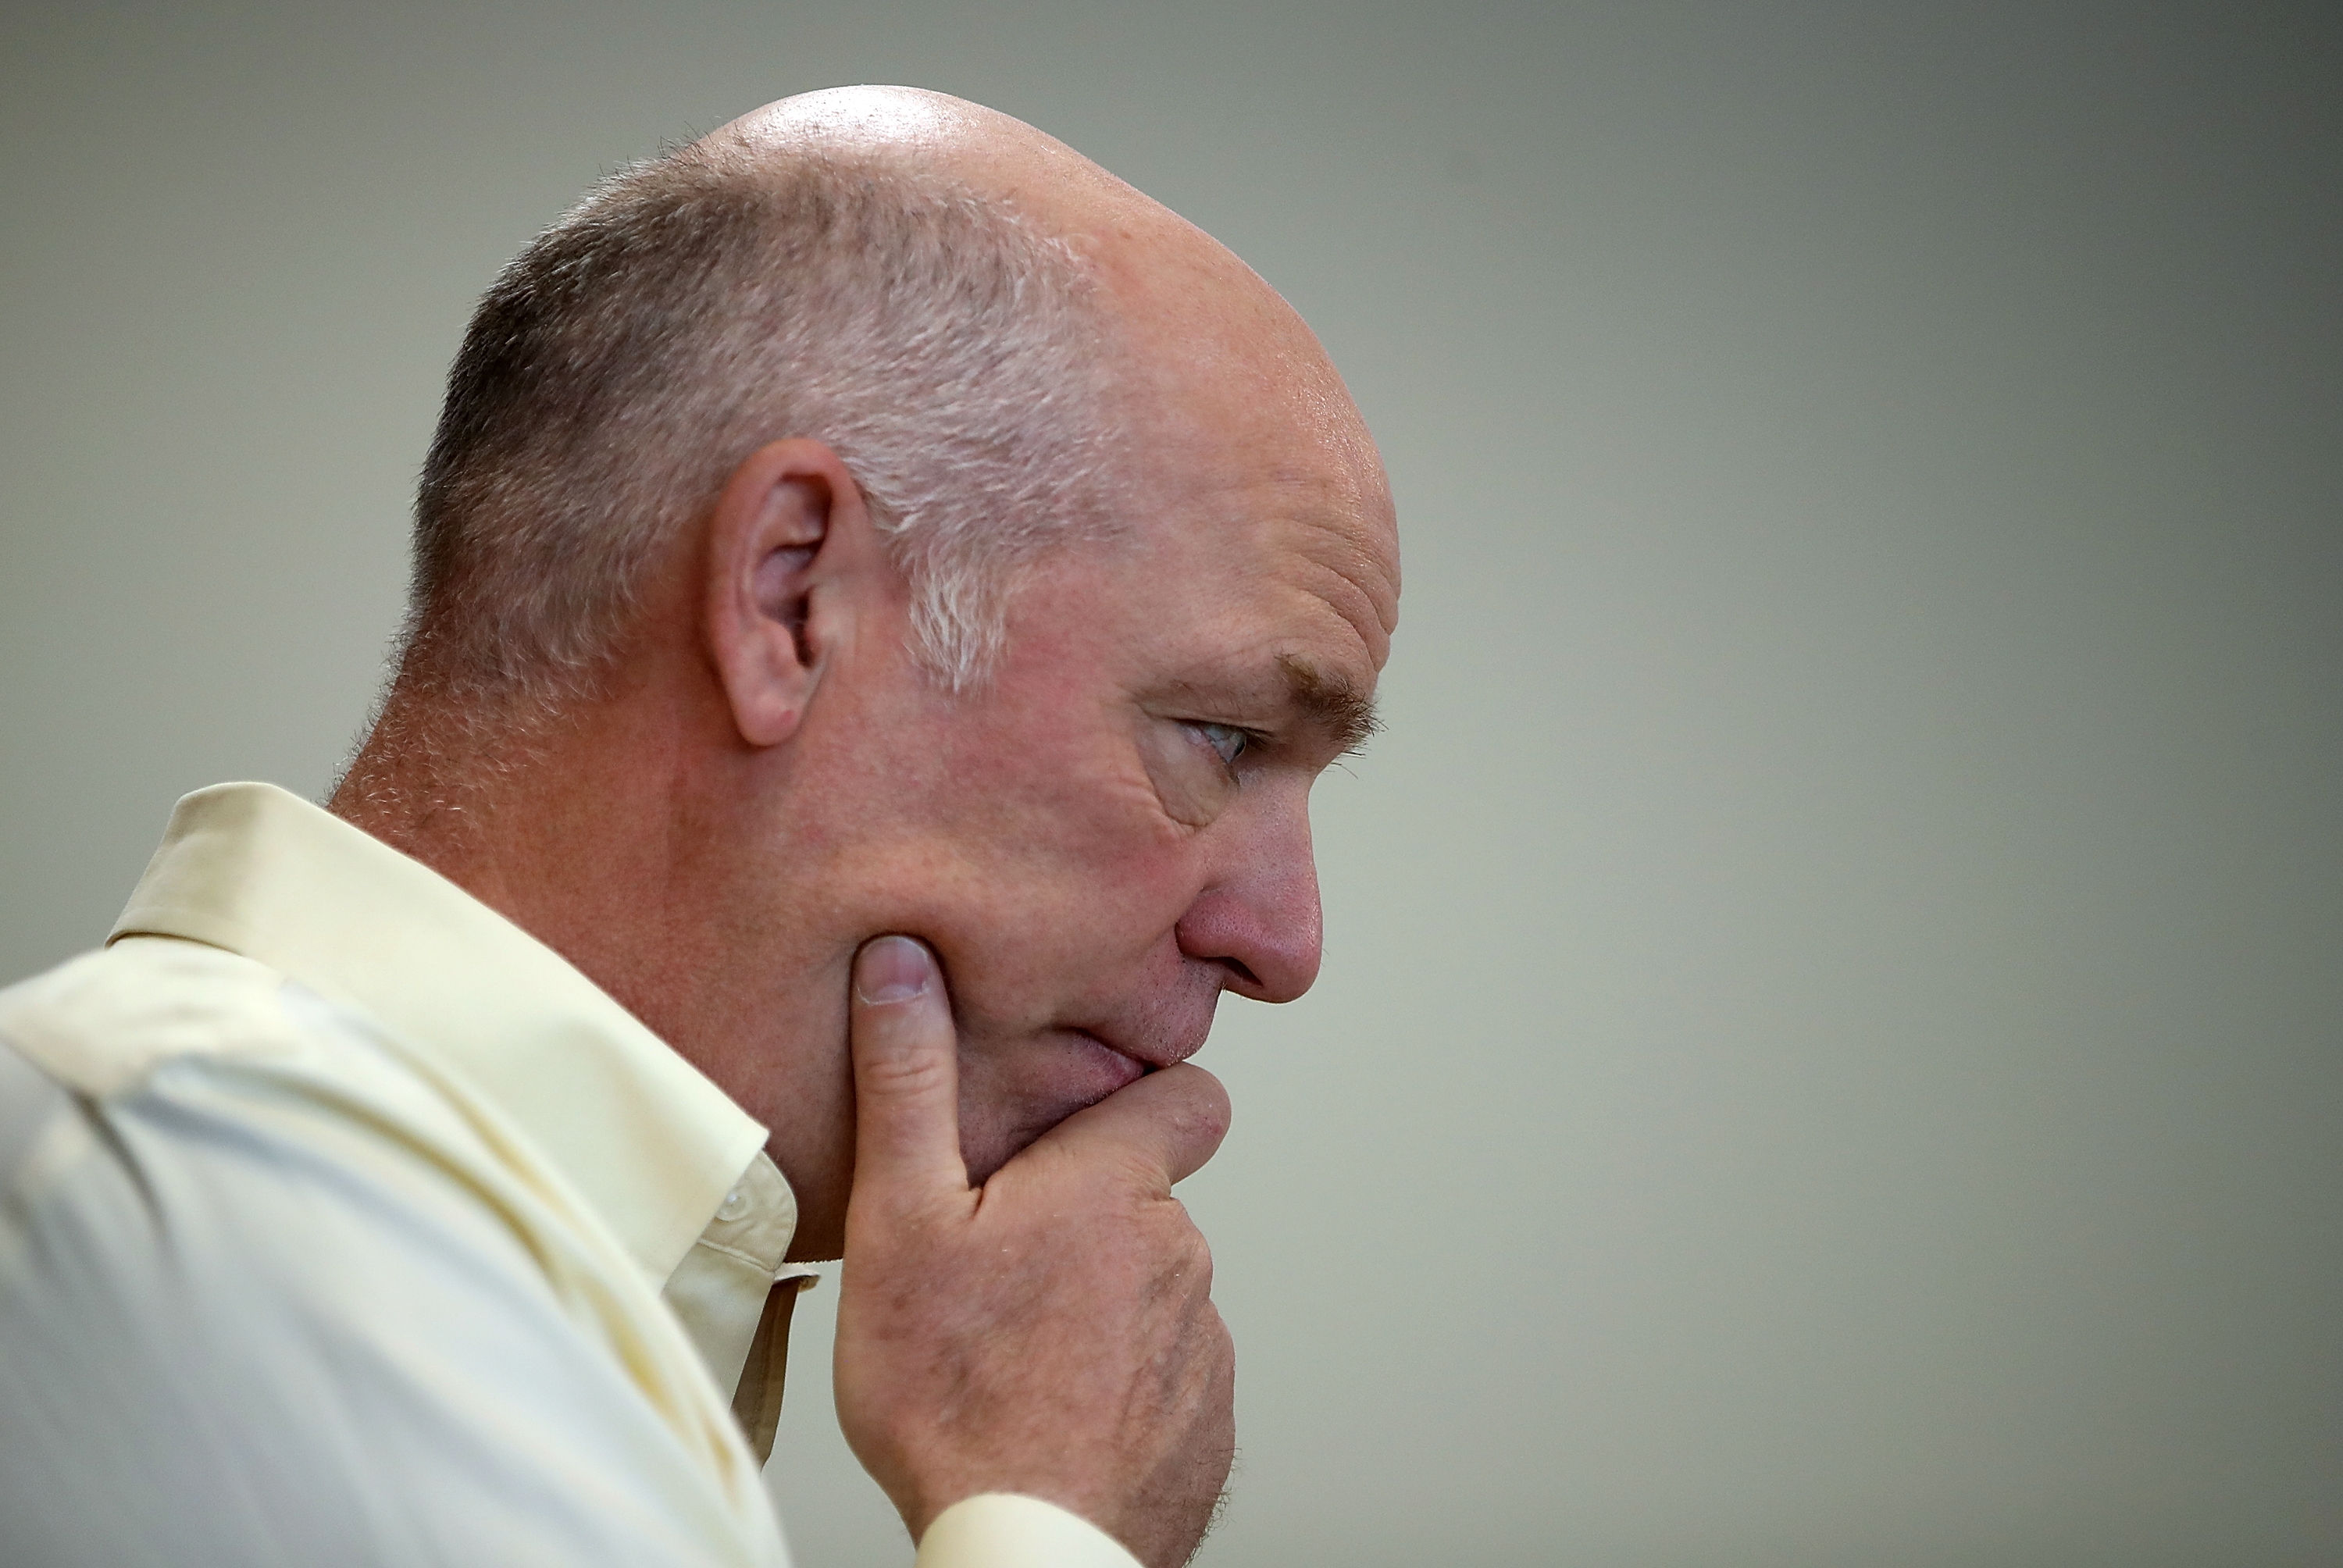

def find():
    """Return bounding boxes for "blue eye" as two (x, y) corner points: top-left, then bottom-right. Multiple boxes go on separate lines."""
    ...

(1194, 722), (1250, 769)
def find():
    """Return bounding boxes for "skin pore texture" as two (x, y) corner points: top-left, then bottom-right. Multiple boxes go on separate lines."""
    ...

(332, 87), (1399, 1565)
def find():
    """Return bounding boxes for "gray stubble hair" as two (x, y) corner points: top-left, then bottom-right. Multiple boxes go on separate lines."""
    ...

(401, 137), (1124, 712)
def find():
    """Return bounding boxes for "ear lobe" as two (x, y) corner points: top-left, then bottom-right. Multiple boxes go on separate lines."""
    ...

(705, 438), (865, 749)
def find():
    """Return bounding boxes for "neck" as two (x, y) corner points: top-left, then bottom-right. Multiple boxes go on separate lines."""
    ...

(330, 672), (856, 1256)
(333, 675), (672, 956)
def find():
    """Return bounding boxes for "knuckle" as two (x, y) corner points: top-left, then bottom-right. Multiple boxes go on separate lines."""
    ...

(1167, 1216), (1211, 1270)
(856, 1041), (951, 1099)
(1146, 1212), (1214, 1294)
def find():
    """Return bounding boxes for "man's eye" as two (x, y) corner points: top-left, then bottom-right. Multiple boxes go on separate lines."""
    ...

(1193, 722), (1250, 770)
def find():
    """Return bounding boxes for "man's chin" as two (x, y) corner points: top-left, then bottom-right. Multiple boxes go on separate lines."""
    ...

(955, 1028), (1150, 1184)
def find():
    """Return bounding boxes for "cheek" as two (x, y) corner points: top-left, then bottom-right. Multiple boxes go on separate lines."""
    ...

(868, 759), (1201, 1007)
(936, 716), (1192, 884)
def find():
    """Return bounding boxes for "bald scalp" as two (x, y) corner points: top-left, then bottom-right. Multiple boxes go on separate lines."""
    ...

(719, 89), (1350, 430)
(712, 88), (1135, 213)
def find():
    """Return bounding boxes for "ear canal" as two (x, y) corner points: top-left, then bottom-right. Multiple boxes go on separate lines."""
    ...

(785, 595), (812, 671)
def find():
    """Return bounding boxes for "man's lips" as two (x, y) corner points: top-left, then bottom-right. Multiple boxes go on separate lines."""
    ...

(956, 1017), (1214, 1179)
(1068, 1028), (1153, 1091)
(1068, 985), (1220, 1073)
(1070, 1017), (1211, 1074)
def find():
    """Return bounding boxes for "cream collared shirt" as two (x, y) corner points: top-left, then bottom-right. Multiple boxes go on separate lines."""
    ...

(0, 783), (1138, 1568)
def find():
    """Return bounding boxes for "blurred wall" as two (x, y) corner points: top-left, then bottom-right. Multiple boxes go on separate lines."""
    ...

(3, 4), (2337, 1564)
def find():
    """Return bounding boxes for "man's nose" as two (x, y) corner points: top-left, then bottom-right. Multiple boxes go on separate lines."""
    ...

(1174, 806), (1323, 1003)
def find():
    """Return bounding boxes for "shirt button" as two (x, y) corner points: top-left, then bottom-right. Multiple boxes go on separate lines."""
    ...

(717, 1186), (747, 1221)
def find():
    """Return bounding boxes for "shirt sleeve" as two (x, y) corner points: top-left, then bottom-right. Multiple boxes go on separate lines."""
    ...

(917, 1494), (1147, 1568)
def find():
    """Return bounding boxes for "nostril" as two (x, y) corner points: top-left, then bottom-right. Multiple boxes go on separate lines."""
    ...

(1219, 958), (1261, 989)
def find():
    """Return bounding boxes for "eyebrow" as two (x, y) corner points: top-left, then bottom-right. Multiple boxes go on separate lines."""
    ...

(1279, 654), (1382, 756)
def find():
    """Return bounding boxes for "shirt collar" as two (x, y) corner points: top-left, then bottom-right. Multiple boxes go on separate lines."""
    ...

(109, 780), (785, 1287)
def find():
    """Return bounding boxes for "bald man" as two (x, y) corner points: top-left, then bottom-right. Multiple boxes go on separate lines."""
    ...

(0, 87), (1399, 1568)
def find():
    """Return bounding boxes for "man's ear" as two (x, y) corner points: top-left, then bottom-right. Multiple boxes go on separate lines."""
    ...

(705, 437), (874, 748)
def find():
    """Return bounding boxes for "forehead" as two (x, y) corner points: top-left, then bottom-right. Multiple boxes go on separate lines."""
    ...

(1068, 419), (1399, 732)
(1110, 286), (1395, 637)
(1029, 206), (1399, 697)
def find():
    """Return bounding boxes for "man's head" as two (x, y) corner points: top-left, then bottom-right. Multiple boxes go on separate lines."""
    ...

(336, 87), (1400, 1256)
(402, 93), (1122, 704)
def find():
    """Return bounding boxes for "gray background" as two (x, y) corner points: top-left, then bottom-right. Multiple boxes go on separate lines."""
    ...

(3, 3), (2337, 1564)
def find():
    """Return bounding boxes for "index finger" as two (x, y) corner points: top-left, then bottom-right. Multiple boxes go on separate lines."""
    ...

(1025, 1062), (1232, 1193)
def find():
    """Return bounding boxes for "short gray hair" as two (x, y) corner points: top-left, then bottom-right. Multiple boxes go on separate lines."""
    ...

(402, 138), (1122, 707)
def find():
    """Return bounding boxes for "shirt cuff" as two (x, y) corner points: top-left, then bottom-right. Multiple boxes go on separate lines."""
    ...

(915, 1493), (1143, 1568)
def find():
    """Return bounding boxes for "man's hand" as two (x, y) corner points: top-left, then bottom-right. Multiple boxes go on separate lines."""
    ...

(833, 935), (1236, 1568)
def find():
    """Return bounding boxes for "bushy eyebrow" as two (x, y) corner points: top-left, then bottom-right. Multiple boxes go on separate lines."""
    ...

(1279, 654), (1382, 756)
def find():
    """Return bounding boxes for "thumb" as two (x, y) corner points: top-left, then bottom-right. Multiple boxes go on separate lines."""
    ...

(849, 935), (969, 1208)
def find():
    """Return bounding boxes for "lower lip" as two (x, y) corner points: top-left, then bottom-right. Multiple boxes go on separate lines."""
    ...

(1067, 1029), (1152, 1095)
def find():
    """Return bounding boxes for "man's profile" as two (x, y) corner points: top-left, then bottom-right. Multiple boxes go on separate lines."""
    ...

(0, 85), (1399, 1568)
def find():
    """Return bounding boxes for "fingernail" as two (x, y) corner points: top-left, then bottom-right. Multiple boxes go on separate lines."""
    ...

(855, 935), (934, 1005)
